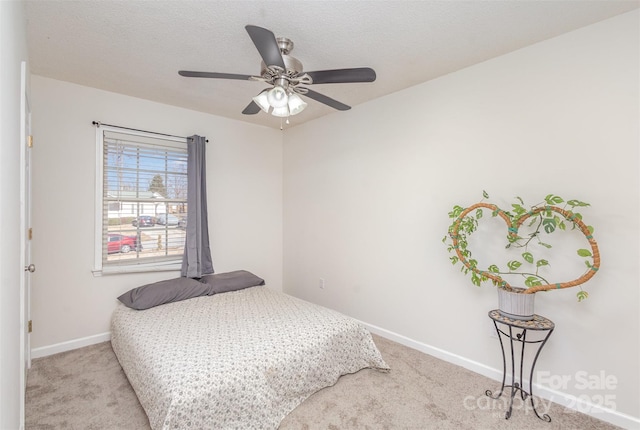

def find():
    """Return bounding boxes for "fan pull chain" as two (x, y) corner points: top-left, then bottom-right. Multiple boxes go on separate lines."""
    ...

(279, 117), (290, 130)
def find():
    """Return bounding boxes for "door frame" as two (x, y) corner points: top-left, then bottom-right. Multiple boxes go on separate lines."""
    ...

(19, 60), (32, 428)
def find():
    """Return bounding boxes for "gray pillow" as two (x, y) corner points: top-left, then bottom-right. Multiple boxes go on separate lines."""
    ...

(199, 270), (265, 294)
(117, 277), (210, 310)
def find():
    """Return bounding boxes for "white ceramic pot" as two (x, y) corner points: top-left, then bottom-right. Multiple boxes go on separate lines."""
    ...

(497, 287), (535, 321)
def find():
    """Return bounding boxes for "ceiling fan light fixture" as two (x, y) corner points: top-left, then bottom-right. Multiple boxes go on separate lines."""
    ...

(252, 90), (271, 113)
(267, 85), (289, 108)
(180, 26), (375, 121)
(287, 93), (307, 116)
(271, 105), (290, 117)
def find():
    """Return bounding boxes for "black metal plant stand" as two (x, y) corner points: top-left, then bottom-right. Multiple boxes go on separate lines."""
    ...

(486, 309), (555, 422)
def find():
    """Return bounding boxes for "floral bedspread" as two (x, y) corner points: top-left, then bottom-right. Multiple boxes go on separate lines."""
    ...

(111, 286), (389, 430)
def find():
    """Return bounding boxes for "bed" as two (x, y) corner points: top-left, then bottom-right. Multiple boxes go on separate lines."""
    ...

(111, 283), (389, 430)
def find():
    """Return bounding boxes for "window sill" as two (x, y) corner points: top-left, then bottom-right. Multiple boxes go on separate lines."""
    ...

(92, 261), (182, 276)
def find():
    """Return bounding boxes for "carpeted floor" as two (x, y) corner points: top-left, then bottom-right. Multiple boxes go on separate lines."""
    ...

(26, 334), (619, 429)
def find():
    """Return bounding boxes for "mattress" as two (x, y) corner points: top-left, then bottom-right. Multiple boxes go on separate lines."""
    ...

(110, 286), (389, 429)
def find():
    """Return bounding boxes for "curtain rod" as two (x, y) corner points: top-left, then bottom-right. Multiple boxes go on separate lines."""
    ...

(92, 121), (208, 142)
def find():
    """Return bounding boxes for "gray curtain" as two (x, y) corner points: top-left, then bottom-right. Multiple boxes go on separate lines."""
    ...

(181, 135), (214, 277)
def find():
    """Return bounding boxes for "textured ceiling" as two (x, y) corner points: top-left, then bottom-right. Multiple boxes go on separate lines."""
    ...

(25, 0), (639, 130)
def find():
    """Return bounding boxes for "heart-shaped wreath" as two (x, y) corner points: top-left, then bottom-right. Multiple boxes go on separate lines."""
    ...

(444, 192), (600, 301)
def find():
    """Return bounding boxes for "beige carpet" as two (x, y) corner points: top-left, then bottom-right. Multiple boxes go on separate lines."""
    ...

(26, 334), (619, 430)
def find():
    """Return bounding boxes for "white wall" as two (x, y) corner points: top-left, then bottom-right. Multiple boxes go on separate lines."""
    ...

(0, 1), (28, 428)
(29, 76), (283, 349)
(283, 10), (639, 423)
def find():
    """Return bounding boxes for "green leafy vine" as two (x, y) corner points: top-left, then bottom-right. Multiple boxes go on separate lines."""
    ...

(443, 191), (599, 301)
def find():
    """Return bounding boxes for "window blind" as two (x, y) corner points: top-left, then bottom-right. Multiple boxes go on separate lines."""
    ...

(101, 130), (188, 266)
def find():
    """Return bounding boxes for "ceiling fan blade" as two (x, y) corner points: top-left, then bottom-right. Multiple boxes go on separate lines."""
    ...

(179, 71), (254, 80)
(245, 25), (286, 70)
(242, 101), (261, 115)
(302, 89), (351, 111)
(305, 67), (376, 84)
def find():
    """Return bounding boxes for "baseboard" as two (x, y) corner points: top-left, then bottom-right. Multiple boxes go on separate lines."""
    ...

(30, 332), (111, 360)
(361, 321), (640, 430)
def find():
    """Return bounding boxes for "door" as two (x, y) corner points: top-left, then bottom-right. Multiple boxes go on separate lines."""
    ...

(19, 60), (33, 427)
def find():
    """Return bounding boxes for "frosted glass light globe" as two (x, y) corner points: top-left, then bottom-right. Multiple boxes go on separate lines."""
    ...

(252, 90), (270, 113)
(271, 106), (290, 117)
(287, 93), (307, 115)
(267, 86), (288, 108)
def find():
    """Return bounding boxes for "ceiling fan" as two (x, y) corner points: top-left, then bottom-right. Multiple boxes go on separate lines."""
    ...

(178, 25), (376, 119)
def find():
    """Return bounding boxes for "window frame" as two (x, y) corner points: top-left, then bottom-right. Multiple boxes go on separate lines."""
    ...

(93, 125), (188, 276)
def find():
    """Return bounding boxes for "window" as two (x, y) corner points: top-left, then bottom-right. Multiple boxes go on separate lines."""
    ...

(94, 126), (188, 275)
